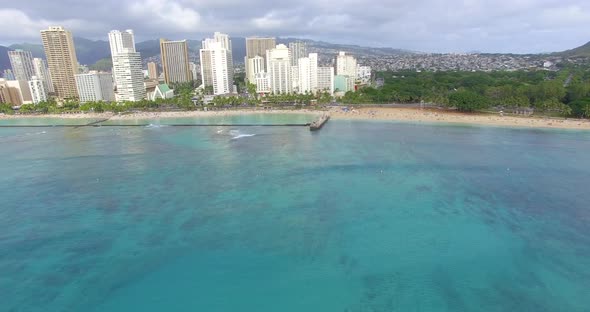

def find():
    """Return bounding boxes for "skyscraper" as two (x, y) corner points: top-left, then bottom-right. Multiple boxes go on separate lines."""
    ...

(75, 71), (116, 103)
(2, 69), (15, 80)
(147, 62), (158, 80)
(246, 56), (265, 83)
(28, 76), (47, 104)
(200, 33), (234, 95)
(309, 53), (318, 93)
(40, 26), (79, 99)
(213, 32), (234, 84)
(317, 67), (334, 95)
(246, 37), (276, 59)
(267, 44), (292, 94)
(8, 50), (35, 81)
(294, 53), (318, 94)
(336, 51), (357, 78)
(189, 62), (199, 82)
(160, 39), (191, 84)
(0, 79), (24, 105)
(32, 58), (54, 94)
(109, 29), (144, 102)
(108, 30), (135, 59)
(245, 37), (275, 83)
(288, 41), (307, 66)
(112, 50), (145, 101)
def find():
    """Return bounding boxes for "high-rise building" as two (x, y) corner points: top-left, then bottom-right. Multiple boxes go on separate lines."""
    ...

(336, 51), (357, 78)
(289, 41), (307, 67)
(200, 44), (231, 95)
(267, 44), (292, 94)
(147, 62), (158, 80)
(0, 79), (24, 105)
(8, 49), (35, 81)
(28, 76), (47, 104)
(295, 53), (318, 94)
(357, 65), (371, 84)
(246, 56), (265, 83)
(109, 30), (145, 102)
(290, 65), (299, 93)
(189, 62), (198, 81)
(309, 53), (318, 93)
(200, 33), (234, 95)
(112, 50), (145, 102)
(75, 71), (116, 103)
(334, 75), (354, 93)
(297, 57), (310, 94)
(213, 32), (234, 86)
(108, 29), (135, 84)
(2, 69), (15, 80)
(245, 37), (275, 83)
(160, 39), (191, 84)
(32, 58), (54, 93)
(246, 37), (276, 59)
(40, 26), (79, 99)
(0, 80), (31, 105)
(255, 72), (270, 94)
(317, 67), (334, 95)
(108, 30), (135, 58)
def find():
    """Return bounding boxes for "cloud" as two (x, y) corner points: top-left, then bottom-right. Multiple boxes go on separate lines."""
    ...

(127, 0), (200, 32)
(1, 0), (589, 53)
(0, 9), (104, 43)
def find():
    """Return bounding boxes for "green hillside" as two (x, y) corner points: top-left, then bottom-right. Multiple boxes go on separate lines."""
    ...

(558, 41), (590, 57)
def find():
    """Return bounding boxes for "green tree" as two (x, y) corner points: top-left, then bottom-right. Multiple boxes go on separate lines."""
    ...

(448, 90), (490, 112)
(569, 99), (590, 118)
(0, 103), (14, 114)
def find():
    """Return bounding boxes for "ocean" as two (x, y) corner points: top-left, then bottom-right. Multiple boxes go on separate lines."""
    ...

(1, 115), (589, 311)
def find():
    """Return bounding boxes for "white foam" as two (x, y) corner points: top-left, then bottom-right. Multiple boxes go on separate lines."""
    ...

(145, 124), (167, 128)
(232, 134), (256, 140)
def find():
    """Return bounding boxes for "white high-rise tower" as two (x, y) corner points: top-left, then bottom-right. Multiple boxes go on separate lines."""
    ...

(32, 58), (54, 94)
(108, 30), (135, 58)
(109, 29), (145, 102)
(267, 44), (292, 94)
(200, 32), (234, 95)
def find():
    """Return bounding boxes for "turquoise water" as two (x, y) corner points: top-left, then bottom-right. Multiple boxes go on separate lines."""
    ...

(1, 115), (590, 311)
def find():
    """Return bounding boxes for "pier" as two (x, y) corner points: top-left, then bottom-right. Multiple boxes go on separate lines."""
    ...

(310, 114), (330, 131)
(75, 118), (112, 128)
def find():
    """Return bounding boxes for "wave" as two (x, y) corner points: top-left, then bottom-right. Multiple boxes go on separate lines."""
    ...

(229, 129), (255, 140)
(145, 124), (168, 128)
(232, 134), (256, 140)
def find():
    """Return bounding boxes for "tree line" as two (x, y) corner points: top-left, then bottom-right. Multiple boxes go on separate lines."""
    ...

(341, 68), (590, 117)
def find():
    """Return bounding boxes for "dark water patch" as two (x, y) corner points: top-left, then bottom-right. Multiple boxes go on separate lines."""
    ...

(431, 267), (466, 310)
(66, 237), (113, 256)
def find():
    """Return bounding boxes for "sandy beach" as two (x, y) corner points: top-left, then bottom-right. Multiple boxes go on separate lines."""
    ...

(2, 107), (590, 130)
(328, 107), (590, 130)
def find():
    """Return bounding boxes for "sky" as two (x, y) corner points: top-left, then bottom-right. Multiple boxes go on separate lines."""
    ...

(1, 0), (589, 53)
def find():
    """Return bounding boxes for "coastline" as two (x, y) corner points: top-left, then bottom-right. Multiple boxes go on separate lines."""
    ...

(1, 107), (590, 130)
(328, 107), (590, 130)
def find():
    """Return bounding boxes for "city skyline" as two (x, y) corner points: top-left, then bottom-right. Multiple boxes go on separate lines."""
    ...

(1, 1), (589, 54)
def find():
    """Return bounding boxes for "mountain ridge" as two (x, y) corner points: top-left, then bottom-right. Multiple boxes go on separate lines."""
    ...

(556, 41), (590, 58)
(2, 38), (589, 73)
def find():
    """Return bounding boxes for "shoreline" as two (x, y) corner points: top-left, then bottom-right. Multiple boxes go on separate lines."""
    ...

(328, 107), (590, 130)
(1, 107), (590, 130)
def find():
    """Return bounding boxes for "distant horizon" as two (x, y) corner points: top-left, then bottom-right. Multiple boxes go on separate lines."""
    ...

(2, 34), (588, 55)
